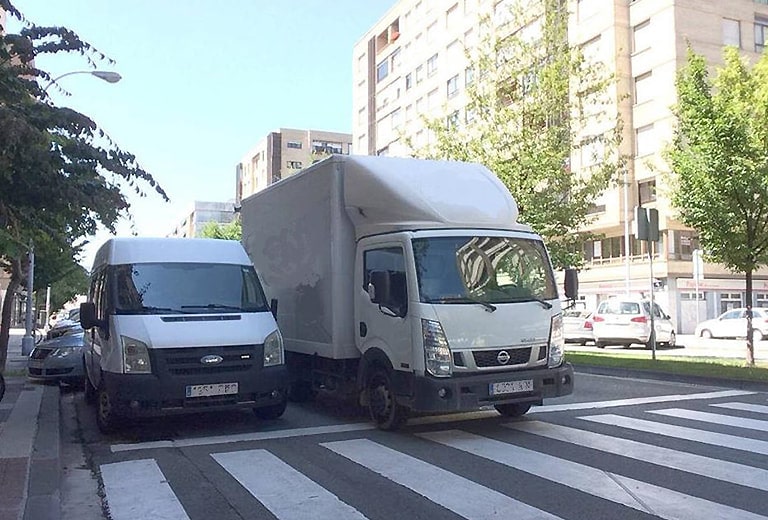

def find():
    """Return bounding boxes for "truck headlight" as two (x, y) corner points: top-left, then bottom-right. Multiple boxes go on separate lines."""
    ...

(122, 336), (152, 374)
(548, 314), (565, 368)
(422, 319), (452, 377)
(263, 330), (284, 367)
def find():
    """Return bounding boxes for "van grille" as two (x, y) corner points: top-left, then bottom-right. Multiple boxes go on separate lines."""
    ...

(152, 345), (260, 376)
(473, 348), (531, 367)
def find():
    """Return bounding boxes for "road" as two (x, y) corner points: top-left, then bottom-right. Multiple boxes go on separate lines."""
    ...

(65, 372), (768, 520)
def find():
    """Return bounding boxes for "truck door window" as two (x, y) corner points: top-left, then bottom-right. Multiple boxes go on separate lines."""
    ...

(364, 248), (408, 315)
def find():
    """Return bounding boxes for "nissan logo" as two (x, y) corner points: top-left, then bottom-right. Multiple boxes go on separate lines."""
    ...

(497, 350), (511, 365)
(201, 355), (223, 365)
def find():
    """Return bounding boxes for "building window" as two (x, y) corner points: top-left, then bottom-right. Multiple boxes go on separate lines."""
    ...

(635, 124), (655, 157)
(391, 108), (402, 129)
(634, 72), (653, 105)
(722, 18), (741, 48)
(446, 110), (460, 128)
(447, 74), (459, 98)
(465, 66), (474, 86)
(757, 293), (768, 308)
(415, 64), (423, 84)
(638, 179), (656, 204)
(427, 21), (437, 42)
(286, 141), (302, 149)
(674, 230), (699, 258)
(756, 17), (768, 53)
(577, 0), (599, 22)
(390, 49), (401, 74)
(427, 53), (438, 76)
(633, 19), (651, 54)
(446, 3), (459, 28)
(312, 141), (344, 155)
(287, 161), (302, 169)
(377, 59), (389, 83)
(405, 73), (413, 90)
(427, 88), (438, 110)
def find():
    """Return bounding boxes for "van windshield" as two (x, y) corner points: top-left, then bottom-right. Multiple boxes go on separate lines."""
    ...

(412, 236), (557, 305)
(113, 263), (269, 314)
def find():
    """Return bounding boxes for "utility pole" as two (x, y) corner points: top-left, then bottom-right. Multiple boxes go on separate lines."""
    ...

(21, 241), (36, 355)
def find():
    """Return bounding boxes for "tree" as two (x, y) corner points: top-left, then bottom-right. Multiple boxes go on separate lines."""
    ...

(200, 219), (242, 241)
(0, 1), (167, 371)
(666, 46), (768, 366)
(410, 0), (623, 269)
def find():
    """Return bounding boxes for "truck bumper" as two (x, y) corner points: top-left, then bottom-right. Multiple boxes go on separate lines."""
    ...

(401, 363), (574, 414)
(101, 365), (289, 418)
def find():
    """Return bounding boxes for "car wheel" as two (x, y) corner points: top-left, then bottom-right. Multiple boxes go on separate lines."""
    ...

(596, 342), (606, 349)
(0, 373), (5, 402)
(367, 367), (409, 431)
(667, 331), (676, 348)
(579, 340), (587, 346)
(254, 396), (288, 420)
(494, 403), (531, 417)
(83, 372), (97, 405)
(701, 329), (713, 339)
(96, 386), (123, 434)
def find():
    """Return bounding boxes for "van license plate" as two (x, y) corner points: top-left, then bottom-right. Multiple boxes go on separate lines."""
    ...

(490, 379), (533, 396)
(186, 383), (238, 398)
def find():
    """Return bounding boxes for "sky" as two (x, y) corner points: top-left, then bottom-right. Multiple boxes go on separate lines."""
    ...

(7, 0), (393, 268)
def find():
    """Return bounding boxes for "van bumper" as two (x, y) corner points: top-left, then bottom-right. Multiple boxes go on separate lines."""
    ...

(401, 363), (574, 413)
(101, 365), (289, 417)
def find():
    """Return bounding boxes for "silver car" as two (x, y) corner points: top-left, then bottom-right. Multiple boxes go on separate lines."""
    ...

(27, 329), (85, 386)
(591, 298), (676, 349)
(563, 309), (593, 345)
(694, 308), (768, 341)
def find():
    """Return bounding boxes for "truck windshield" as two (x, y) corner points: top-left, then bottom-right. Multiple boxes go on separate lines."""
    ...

(112, 263), (269, 314)
(412, 236), (557, 305)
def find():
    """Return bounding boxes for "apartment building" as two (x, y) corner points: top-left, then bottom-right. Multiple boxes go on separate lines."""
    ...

(236, 128), (352, 203)
(353, 0), (768, 333)
(167, 201), (237, 238)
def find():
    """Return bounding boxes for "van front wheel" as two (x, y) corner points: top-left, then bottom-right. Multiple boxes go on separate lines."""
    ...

(367, 367), (408, 431)
(494, 403), (531, 417)
(96, 387), (123, 434)
(253, 397), (287, 420)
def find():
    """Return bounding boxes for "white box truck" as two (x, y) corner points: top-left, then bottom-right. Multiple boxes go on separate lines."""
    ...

(79, 237), (288, 433)
(241, 155), (574, 430)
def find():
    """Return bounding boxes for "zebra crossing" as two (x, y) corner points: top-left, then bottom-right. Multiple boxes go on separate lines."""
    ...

(98, 393), (768, 520)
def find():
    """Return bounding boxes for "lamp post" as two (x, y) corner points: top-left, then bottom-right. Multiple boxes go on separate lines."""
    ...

(20, 70), (122, 356)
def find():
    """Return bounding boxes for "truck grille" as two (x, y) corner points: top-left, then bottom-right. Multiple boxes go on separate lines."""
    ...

(473, 347), (531, 367)
(152, 345), (260, 376)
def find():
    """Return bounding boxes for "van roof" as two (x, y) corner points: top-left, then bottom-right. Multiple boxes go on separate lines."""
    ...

(91, 237), (251, 269)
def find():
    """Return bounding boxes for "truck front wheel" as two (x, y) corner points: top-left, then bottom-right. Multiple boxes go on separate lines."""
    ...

(367, 367), (408, 431)
(494, 403), (531, 417)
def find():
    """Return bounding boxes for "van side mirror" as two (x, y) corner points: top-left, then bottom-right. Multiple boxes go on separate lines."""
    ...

(79, 302), (97, 330)
(369, 271), (391, 305)
(270, 298), (278, 320)
(564, 268), (579, 300)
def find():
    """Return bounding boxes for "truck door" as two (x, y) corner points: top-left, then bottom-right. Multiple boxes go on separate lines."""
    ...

(356, 242), (412, 373)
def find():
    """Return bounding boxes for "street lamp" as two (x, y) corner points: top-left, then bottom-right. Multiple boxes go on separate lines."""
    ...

(20, 69), (122, 355)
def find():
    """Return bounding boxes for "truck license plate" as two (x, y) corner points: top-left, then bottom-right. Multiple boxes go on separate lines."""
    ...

(489, 379), (533, 396)
(186, 382), (238, 398)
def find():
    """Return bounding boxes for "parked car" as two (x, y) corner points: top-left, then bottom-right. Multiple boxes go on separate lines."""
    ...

(46, 308), (81, 339)
(563, 309), (593, 345)
(28, 328), (85, 386)
(591, 298), (676, 349)
(694, 308), (768, 341)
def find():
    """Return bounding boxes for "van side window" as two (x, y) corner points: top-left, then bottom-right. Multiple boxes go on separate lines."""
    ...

(364, 247), (408, 315)
(92, 269), (109, 322)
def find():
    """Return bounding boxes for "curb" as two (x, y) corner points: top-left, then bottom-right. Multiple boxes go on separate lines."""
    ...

(24, 383), (61, 520)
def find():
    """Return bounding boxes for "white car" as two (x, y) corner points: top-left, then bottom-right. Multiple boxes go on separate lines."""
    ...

(694, 308), (768, 341)
(563, 309), (593, 345)
(591, 298), (676, 349)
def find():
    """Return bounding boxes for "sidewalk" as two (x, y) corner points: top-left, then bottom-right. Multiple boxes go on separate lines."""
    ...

(0, 329), (61, 520)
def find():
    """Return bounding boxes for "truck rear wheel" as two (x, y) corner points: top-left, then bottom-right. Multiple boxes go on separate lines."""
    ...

(367, 367), (408, 431)
(494, 403), (531, 417)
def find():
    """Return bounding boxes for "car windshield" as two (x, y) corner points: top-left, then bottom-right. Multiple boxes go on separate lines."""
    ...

(599, 301), (641, 315)
(113, 262), (269, 315)
(412, 236), (557, 305)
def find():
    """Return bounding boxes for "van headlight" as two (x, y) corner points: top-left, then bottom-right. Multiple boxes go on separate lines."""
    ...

(548, 314), (565, 368)
(422, 319), (452, 377)
(122, 336), (152, 374)
(263, 330), (284, 367)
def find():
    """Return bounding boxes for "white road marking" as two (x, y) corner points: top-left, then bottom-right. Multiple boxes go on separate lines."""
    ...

(111, 423), (376, 452)
(213, 449), (368, 520)
(506, 421), (768, 492)
(421, 429), (767, 520)
(711, 402), (768, 415)
(650, 408), (768, 432)
(100, 459), (189, 520)
(0, 386), (42, 459)
(581, 415), (768, 455)
(530, 390), (754, 413)
(322, 438), (562, 520)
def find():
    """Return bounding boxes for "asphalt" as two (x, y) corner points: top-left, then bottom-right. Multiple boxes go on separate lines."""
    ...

(0, 329), (61, 520)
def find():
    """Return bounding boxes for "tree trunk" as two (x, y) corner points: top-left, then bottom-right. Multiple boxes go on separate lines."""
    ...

(745, 269), (755, 366)
(0, 257), (23, 373)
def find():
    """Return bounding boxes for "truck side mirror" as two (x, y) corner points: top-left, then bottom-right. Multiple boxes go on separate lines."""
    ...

(564, 268), (579, 300)
(270, 298), (278, 320)
(79, 302), (97, 330)
(369, 271), (391, 305)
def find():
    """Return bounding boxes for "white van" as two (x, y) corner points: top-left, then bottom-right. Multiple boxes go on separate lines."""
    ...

(80, 237), (288, 433)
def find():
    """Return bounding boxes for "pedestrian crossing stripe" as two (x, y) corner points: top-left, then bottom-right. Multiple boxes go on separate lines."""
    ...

(101, 459), (190, 520)
(419, 429), (767, 520)
(321, 438), (562, 520)
(650, 408), (768, 432)
(711, 402), (768, 414)
(581, 414), (768, 455)
(504, 420), (768, 492)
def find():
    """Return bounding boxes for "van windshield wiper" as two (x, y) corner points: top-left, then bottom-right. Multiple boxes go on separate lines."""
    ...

(428, 296), (497, 313)
(181, 304), (244, 312)
(139, 306), (186, 314)
(502, 296), (553, 310)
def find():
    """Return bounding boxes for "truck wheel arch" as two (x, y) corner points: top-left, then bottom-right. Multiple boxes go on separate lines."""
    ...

(357, 347), (394, 392)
